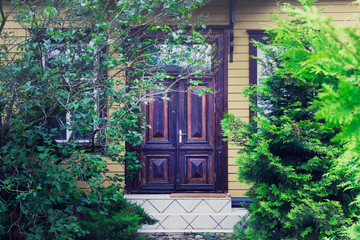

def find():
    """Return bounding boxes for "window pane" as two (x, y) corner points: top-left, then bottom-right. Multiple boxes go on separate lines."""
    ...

(257, 46), (277, 116)
(45, 45), (98, 79)
(151, 44), (212, 71)
(47, 111), (67, 141)
(71, 97), (96, 141)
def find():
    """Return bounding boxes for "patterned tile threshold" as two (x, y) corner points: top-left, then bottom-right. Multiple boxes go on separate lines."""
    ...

(140, 198), (231, 214)
(125, 194), (232, 214)
(126, 194), (247, 233)
(140, 210), (247, 231)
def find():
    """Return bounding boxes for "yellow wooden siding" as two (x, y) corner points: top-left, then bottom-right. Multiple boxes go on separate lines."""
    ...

(199, 0), (356, 197)
(1, 20), (27, 55)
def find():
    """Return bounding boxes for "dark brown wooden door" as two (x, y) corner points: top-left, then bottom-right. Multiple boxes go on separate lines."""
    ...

(177, 79), (215, 191)
(136, 78), (216, 192)
(128, 29), (228, 193)
(137, 87), (178, 192)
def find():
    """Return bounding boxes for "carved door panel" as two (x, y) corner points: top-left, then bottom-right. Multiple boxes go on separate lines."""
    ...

(177, 79), (216, 191)
(137, 88), (177, 192)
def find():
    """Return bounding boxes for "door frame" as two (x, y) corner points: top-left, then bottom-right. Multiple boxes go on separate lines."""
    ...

(126, 27), (228, 193)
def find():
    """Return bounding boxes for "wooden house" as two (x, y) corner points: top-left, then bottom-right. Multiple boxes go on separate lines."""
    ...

(1, 0), (357, 234)
(123, 0), (358, 233)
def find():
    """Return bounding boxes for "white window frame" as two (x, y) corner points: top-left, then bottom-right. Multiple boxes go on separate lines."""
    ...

(43, 44), (100, 143)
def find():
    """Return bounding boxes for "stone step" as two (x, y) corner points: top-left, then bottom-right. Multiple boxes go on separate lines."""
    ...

(125, 194), (232, 214)
(139, 208), (248, 233)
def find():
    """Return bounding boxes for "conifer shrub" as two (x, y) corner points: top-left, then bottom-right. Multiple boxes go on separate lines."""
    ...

(221, 2), (359, 239)
(79, 187), (157, 240)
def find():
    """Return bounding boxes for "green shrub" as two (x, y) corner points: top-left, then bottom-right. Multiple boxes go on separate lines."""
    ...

(222, 2), (359, 239)
(79, 187), (157, 240)
(0, 0), (208, 239)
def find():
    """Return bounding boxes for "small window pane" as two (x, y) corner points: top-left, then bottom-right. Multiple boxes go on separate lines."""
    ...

(45, 45), (98, 78)
(257, 46), (277, 116)
(152, 44), (212, 71)
(47, 111), (67, 141)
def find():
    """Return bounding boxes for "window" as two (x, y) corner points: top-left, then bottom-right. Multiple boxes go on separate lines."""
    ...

(44, 39), (103, 143)
(151, 44), (212, 71)
(248, 30), (271, 120)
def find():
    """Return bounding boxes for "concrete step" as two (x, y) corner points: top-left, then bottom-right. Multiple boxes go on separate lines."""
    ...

(139, 208), (248, 233)
(125, 194), (248, 233)
(125, 194), (232, 214)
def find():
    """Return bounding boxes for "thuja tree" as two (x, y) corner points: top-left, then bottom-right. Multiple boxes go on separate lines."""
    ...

(0, 0), (211, 239)
(222, 1), (359, 239)
(264, 1), (360, 238)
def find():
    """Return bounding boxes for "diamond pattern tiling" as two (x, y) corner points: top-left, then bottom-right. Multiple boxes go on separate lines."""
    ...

(190, 215), (218, 229)
(185, 225), (194, 230)
(215, 225), (224, 229)
(176, 199), (202, 213)
(140, 214), (168, 230)
(160, 215), (189, 229)
(163, 200), (187, 213)
(154, 214), (170, 230)
(190, 200), (216, 213)
(126, 195), (247, 233)
(205, 199), (231, 213)
(148, 199), (175, 213)
(209, 214), (227, 228)
(141, 200), (160, 213)
(180, 214), (197, 226)
(218, 215), (242, 229)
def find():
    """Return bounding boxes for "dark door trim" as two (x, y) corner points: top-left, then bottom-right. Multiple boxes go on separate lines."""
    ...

(215, 28), (228, 193)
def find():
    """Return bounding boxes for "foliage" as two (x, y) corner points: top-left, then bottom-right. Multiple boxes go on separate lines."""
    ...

(78, 186), (157, 240)
(222, 1), (360, 239)
(269, 1), (360, 153)
(280, 1), (360, 238)
(0, 0), (210, 239)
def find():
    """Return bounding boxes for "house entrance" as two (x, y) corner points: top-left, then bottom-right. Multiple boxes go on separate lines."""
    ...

(127, 28), (228, 193)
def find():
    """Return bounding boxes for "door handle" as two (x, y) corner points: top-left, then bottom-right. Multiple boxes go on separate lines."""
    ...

(179, 130), (187, 143)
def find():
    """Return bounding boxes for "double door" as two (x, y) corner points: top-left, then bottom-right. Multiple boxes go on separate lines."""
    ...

(136, 77), (218, 192)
